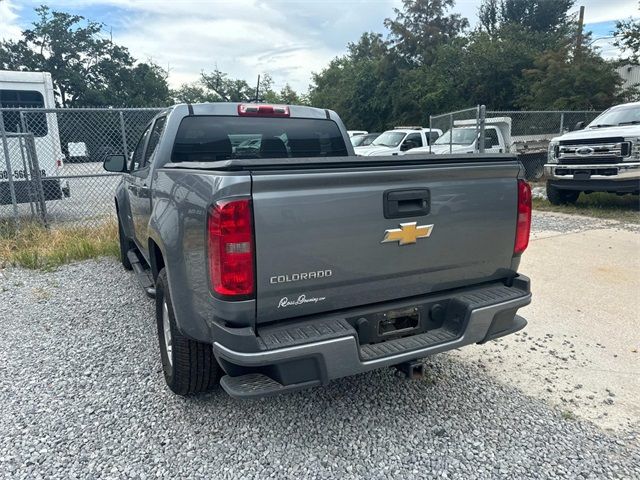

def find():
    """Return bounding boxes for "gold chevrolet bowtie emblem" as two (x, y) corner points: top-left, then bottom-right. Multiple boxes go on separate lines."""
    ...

(382, 222), (434, 246)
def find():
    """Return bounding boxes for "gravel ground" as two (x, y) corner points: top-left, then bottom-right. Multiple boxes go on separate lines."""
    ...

(1, 213), (640, 479)
(531, 209), (640, 235)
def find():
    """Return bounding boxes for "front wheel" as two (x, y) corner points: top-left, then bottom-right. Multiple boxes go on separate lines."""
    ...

(546, 182), (580, 205)
(155, 269), (221, 395)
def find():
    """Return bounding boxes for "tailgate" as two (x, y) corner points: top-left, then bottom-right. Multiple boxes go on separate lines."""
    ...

(251, 161), (520, 323)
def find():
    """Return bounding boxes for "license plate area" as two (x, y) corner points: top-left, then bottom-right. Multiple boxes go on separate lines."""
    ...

(349, 299), (459, 345)
(378, 308), (420, 336)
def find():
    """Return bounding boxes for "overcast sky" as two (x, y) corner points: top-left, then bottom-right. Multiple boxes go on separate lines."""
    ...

(0, 0), (637, 92)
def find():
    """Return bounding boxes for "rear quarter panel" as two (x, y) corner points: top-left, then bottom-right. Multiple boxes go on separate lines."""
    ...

(148, 168), (254, 341)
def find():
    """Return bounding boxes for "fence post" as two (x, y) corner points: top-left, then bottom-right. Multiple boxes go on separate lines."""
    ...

(22, 132), (48, 227)
(559, 112), (565, 133)
(0, 110), (20, 225)
(478, 105), (486, 154)
(475, 105), (480, 152)
(428, 114), (433, 154)
(19, 112), (38, 220)
(449, 113), (453, 154)
(119, 111), (129, 159)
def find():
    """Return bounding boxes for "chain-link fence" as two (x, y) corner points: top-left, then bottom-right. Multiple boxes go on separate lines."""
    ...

(430, 106), (602, 180)
(1, 105), (606, 229)
(1, 107), (163, 228)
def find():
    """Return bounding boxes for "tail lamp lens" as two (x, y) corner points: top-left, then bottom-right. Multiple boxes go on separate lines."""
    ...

(207, 199), (254, 297)
(514, 180), (532, 255)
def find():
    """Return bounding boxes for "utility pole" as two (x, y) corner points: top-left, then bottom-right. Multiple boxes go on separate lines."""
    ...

(576, 5), (585, 57)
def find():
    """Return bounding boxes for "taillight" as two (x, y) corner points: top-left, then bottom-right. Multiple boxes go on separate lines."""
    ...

(514, 180), (531, 255)
(207, 199), (254, 297)
(238, 104), (290, 117)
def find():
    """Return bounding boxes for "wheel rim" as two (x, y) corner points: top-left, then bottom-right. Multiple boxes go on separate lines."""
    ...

(162, 299), (173, 367)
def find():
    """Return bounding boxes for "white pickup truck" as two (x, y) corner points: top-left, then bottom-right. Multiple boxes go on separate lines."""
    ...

(405, 118), (552, 179)
(355, 127), (442, 156)
(545, 101), (640, 204)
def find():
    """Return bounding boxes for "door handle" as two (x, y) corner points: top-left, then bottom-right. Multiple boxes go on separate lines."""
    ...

(383, 189), (430, 219)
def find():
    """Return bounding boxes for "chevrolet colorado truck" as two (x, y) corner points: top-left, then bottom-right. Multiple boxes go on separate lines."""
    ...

(104, 102), (532, 398)
(545, 101), (640, 204)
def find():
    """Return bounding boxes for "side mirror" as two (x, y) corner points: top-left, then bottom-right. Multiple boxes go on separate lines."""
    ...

(401, 140), (416, 151)
(103, 154), (127, 173)
(573, 121), (585, 131)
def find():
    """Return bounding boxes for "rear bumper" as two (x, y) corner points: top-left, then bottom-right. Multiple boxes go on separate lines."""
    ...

(213, 275), (531, 398)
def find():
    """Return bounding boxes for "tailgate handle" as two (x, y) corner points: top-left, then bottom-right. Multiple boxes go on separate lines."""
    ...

(384, 189), (430, 219)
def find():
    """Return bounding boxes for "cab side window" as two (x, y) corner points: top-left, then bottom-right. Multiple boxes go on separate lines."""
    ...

(130, 125), (151, 171)
(144, 116), (167, 166)
(485, 129), (499, 148)
(404, 133), (423, 148)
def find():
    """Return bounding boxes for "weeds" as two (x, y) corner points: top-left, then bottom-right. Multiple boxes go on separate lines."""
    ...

(533, 192), (640, 223)
(0, 220), (119, 270)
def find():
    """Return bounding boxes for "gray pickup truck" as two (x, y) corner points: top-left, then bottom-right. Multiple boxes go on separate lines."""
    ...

(104, 102), (532, 398)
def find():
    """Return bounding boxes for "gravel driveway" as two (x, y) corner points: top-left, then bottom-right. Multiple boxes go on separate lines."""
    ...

(1, 213), (639, 479)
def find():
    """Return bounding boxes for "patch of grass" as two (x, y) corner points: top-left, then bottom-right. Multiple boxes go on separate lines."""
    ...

(561, 410), (577, 421)
(0, 220), (119, 270)
(533, 192), (640, 223)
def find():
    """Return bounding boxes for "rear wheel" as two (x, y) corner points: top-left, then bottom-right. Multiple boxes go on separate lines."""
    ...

(546, 181), (580, 205)
(155, 268), (221, 395)
(117, 213), (133, 270)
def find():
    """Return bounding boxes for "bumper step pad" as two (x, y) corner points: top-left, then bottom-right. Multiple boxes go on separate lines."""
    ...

(359, 326), (459, 361)
(457, 285), (527, 309)
(259, 318), (353, 351)
(220, 373), (320, 399)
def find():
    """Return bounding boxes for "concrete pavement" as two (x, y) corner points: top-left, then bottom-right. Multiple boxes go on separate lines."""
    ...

(455, 213), (640, 433)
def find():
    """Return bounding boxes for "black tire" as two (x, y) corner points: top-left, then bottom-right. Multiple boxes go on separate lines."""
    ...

(117, 214), (133, 271)
(546, 181), (580, 205)
(155, 269), (221, 395)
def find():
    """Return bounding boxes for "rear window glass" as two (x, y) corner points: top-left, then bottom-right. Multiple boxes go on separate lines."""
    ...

(172, 116), (349, 162)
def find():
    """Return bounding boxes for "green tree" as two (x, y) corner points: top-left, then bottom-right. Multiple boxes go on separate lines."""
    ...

(310, 0), (621, 125)
(171, 82), (219, 103)
(0, 5), (169, 107)
(384, 0), (468, 66)
(308, 33), (398, 131)
(478, 0), (499, 36)
(614, 6), (640, 64)
(517, 47), (623, 109)
(499, 0), (575, 34)
(172, 70), (307, 105)
(200, 68), (254, 102)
